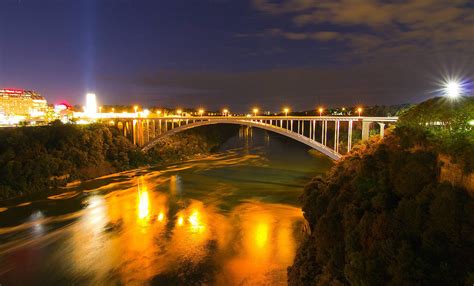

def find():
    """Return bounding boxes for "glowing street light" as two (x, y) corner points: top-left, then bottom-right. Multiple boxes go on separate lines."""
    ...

(445, 81), (461, 99)
(112, 108), (115, 113)
(223, 109), (229, 116)
(99, 106), (103, 113)
(177, 109), (182, 116)
(318, 107), (324, 117)
(157, 110), (162, 117)
(134, 105), (138, 113)
(143, 109), (150, 117)
(198, 109), (204, 116)
(253, 108), (259, 116)
(357, 107), (363, 117)
(283, 108), (289, 116)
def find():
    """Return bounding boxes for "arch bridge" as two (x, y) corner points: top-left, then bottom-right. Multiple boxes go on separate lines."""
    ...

(107, 116), (398, 160)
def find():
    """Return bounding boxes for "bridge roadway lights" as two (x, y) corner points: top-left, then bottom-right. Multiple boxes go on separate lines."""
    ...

(110, 116), (397, 161)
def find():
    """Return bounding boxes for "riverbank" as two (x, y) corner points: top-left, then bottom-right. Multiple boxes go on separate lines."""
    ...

(0, 122), (238, 200)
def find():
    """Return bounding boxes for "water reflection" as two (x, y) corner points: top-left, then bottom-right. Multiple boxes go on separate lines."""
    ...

(0, 128), (332, 285)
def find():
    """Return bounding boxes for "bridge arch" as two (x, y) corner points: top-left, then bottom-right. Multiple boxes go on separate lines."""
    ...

(141, 119), (342, 160)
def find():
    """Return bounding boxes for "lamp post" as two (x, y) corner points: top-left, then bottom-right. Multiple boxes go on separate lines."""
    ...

(198, 109), (204, 116)
(318, 108), (323, 117)
(284, 108), (289, 117)
(177, 109), (182, 116)
(134, 105), (138, 113)
(157, 110), (162, 117)
(253, 108), (259, 117)
(357, 107), (362, 117)
(223, 109), (229, 116)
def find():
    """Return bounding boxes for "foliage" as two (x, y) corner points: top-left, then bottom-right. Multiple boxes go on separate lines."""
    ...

(288, 131), (474, 285)
(0, 123), (237, 199)
(398, 96), (474, 171)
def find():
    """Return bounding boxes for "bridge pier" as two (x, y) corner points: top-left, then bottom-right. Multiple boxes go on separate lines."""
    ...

(362, 121), (371, 141)
(378, 122), (386, 138)
(348, 120), (353, 151)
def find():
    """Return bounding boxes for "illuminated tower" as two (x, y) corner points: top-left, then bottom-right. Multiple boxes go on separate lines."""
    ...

(85, 93), (97, 116)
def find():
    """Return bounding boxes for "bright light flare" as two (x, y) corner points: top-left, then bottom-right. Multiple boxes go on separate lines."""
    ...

(445, 81), (461, 99)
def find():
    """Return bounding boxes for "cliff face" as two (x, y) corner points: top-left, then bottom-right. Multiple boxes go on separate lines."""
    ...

(439, 154), (474, 195)
(288, 130), (474, 286)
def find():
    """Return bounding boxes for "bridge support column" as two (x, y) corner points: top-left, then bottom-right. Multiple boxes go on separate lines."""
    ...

(362, 121), (371, 141)
(348, 120), (353, 151)
(297, 121), (300, 134)
(334, 121), (340, 152)
(312, 120), (316, 140)
(309, 120), (312, 140)
(132, 120), (137, 145)
(378, 122), (386, 138)
(152, 120), (156, 139)
(323, 120), (328, 145)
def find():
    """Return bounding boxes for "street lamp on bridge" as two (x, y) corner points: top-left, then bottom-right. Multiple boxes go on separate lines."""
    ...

(177, 109), (182, 116)
(223, 109), (229, 116)
(283, 108), (289, 117)
(357, 107), (363, 117)
(198, 109), (204, 116)
(253, 108), (259, 116)
(318, 107), (324, 117)
(156, 110), (162, 117)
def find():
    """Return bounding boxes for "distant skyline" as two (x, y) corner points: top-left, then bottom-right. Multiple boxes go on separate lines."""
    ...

(0, 0), (473, 111)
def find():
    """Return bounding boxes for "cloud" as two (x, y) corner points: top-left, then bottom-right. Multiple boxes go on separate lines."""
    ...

(252, 0), (474, 58)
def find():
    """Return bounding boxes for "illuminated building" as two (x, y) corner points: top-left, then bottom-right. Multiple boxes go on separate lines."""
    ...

(0, 88), (48, 117)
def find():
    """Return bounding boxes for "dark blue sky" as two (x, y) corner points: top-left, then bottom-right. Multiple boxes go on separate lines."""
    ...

(0, 0), (472, 111)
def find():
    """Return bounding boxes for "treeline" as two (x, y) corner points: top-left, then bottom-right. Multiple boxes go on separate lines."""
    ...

(289, 96), (474, 285)
(0, 122), (238, 199)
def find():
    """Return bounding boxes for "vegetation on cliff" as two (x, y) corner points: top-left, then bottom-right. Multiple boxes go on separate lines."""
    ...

(0, 122), (237, 199)
(289, 96), (474, 285)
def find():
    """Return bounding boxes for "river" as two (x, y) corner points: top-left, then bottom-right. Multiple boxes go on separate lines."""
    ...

(0, 127), (332, 285)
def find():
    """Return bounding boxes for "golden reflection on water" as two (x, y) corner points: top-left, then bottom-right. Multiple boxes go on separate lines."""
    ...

(39, 174), (303, 285)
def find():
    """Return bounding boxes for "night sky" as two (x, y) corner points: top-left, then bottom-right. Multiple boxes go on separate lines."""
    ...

(0, 0), (472, 111)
